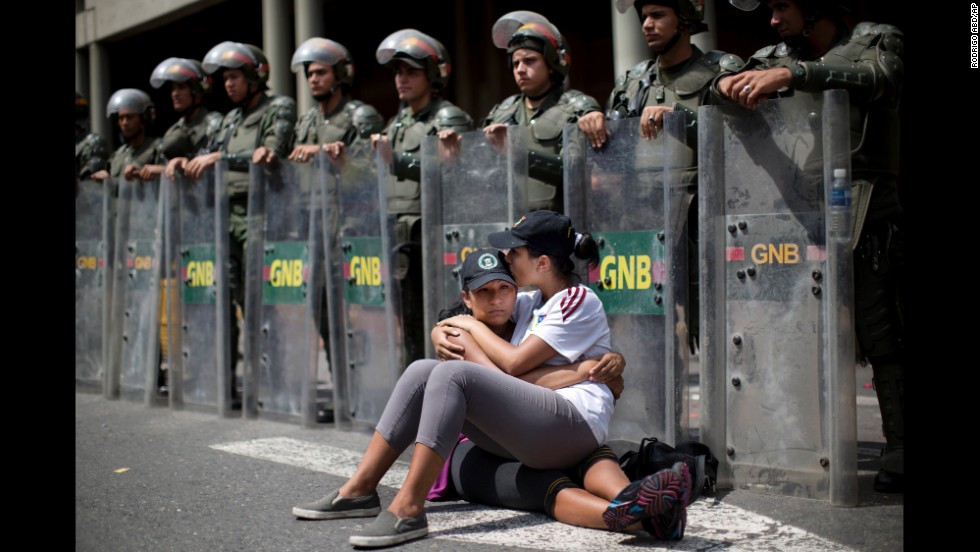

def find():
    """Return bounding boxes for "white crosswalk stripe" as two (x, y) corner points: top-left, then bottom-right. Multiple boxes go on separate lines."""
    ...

(212, 437), (857, 551)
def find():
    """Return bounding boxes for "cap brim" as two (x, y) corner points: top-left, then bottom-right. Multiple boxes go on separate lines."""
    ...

(488, 230), (526, 250)
(466, 271), (516, 291)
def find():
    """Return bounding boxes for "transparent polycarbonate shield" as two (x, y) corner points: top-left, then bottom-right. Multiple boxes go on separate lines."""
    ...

(76, 179), (112, 392)
(420, 128), (529, 349)
(240, 161), (321, 425)
(563, 115), (691, 445)
(329, 141), (402, 426)
(169, 168), (225, 412)
(107, 176), (163, 404)
(699, 91), (856, 505)
(213, 162), (234, 416)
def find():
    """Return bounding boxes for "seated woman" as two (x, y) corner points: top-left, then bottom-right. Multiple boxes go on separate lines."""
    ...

(429, 251), (689, 540)
(293, 211), (692, 547)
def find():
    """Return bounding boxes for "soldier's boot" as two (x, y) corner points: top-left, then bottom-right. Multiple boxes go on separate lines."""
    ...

(870, 357), (904, 493)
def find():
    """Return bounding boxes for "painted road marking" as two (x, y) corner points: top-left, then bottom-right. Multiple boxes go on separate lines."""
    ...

(212, 437), (858, 551)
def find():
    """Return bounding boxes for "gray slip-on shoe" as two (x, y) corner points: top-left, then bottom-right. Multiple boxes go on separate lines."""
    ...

(292, 490), (381, 520)
(348, 510), (428, 548)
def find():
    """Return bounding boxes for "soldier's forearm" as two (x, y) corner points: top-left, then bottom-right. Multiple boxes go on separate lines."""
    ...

(787, 61), (879, 101)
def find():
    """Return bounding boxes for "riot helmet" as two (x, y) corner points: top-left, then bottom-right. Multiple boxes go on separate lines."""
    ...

(492, 11), (570, 81)
(616, 0), (709, 35)
(375, 29), (451, 90)
(291, 37), (355, 87)
(202, 41), (270, 86)
(150, 57), (213, 99)
(106, 88), (155, 125)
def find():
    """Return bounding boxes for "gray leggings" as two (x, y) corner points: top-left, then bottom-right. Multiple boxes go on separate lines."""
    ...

(376, 359), (599, 470)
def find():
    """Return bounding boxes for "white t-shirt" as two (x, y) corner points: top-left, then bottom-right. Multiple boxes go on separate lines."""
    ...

(510, 285), (614, 444)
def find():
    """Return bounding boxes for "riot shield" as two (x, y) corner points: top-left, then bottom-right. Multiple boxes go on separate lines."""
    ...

(699, 91), (857, 505)
(213, 162), (234, 417)
(420, 128), (529, 347)
(240, 161), (321, 425)
(76, 178), (114, 392)
(165, 168), (226, 413)
(563, 114), (692, 445)
(325, 141), (403, 427)
(106, 176), (164, 405)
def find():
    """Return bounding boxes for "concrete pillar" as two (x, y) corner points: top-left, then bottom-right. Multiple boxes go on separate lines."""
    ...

(692, 0), (718, 52)
(89, 42), (111, 144)
(76, 49), (91, 130)
(611, 1), (649, 80)
(293, 0), (325, 115)
(263, 0), (294, 99)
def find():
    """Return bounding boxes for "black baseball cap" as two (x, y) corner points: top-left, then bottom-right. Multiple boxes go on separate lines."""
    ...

(460, 249), (516, 290)
(488, 210), (575, 258)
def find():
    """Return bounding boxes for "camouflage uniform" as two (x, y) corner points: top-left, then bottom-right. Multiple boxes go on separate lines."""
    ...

(483, 88), (600, 212)
(107, 138), (163, 181)
(160, 107), (224, 161)
(76, 131), (109, 181)
(731, 20), (905, 488)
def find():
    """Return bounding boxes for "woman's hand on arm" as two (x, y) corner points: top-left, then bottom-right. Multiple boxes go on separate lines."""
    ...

(439, 316), (555, 376)
(587, 352), (625, 383)
(431, 325), (464, 361)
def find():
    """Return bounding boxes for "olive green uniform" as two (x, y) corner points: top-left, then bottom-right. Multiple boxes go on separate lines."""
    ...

(76, 130), (109, 181)
(206, 92), (297, 384)
(728, 22), (905, 481)
(107, 137), (163, 181)
(598, 45), (742, 351)
(160, 107), (224, 161)
(382, 97), (473, 365)
(483, 87), (600, 212)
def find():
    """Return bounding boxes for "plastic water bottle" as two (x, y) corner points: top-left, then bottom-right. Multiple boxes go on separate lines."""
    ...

(829, 168), (852, 241)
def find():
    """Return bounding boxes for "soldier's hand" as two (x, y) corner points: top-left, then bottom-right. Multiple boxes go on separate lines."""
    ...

(372, 134), (393, 165)
(123, 164), (141, 181)
(252, 146), (277, 164)
(184, 152), (221, 180)
(323, 141), (347, 169)
(721, 68), (792, 110)
(138, 164), (164, 181)
(640, 106), (673, 140)
(437, 128), (462, 163)
(90, 170), (109, 182)
(432, 325), (465, 361)
(482, 124), (509, 153)
(288, 145), (320, 163)
(166, 157), (188, 180)
(577, 111), (608, 149)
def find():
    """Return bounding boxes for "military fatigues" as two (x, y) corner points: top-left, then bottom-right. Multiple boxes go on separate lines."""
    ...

(205, 92), (297, 390)
(383, 98), (473, 365)
(107, 137), (163, 181)
(294, 97), (384, 375)
(483, 87), (600, 212)
(600, 45), (741, 351)
(160, 107), (224, 161)
(735, 22), (905, 481)
(76, 130), (109, 181)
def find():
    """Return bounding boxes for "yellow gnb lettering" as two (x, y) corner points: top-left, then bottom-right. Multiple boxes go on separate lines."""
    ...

(270, 259), (304, 287)
(350, 256), (380, 286)
(459, 247), (476, 262)
(599, 255), (652, 290)
(134, 256), (152, 270)
(751, 243), (801, 264)
(77, 256), (97, 270)
(186, 261), (214, 287)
